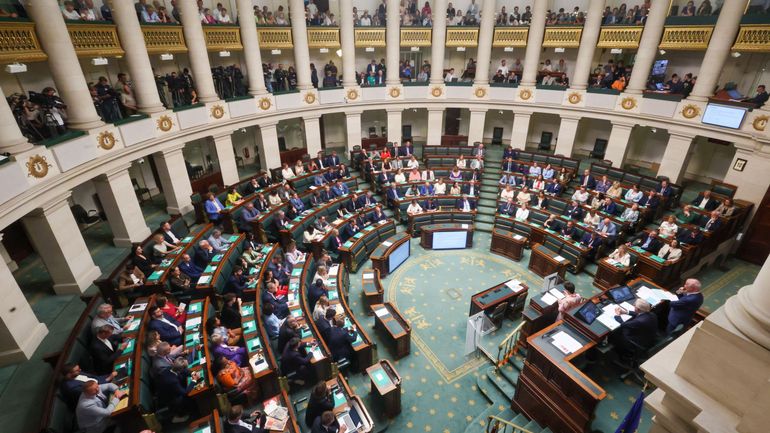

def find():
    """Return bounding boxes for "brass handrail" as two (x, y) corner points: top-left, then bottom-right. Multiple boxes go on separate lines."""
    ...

(486, 415), (536, 433)
(496, 321), (524, 368)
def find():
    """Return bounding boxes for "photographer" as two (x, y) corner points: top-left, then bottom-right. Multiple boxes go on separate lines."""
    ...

(93, 76), (122, 123)
(39, 87), (67, 136)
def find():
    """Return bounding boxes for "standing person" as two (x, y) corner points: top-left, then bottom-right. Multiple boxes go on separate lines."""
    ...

(666, 279), (704, 333)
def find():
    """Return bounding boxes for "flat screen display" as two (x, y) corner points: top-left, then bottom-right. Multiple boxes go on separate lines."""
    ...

(652, 60), (668, 76)
(432, 231), (468, 250)
(702, 103), (747, 129)
(388, 239), (410, 273)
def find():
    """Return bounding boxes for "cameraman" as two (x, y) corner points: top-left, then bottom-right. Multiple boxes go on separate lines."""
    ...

(94, 76), (122, 123)
(40, 87), (67, 135)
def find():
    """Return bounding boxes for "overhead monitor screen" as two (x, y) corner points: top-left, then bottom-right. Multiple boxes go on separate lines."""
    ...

(701, 103), (747, 129)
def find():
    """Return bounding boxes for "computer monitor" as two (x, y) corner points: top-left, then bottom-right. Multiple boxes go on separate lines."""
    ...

(608, 285), (635, 304)
(726, 89), (743, 99)
(576, 302), (602, 325)
(652, 59), (668, 76)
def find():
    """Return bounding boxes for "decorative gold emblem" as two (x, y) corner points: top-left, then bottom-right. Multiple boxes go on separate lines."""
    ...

(474, 87), (487, 98)
(389, 87), (401, 98)
(518, 89), (532, 100)
(431, 86), (443, 97)
(304, 92), (317, 104)
(26, 154), (51, 178)
(681, 104), (700, 119)
(567, 92), (582, 104)
(620, 97), (637, 110)
(210, 104), (226, 119)
(156, 115), (174, 132)
(96, 131), (117, 150)
(752, 115), (768, 132)
(346, 89), (359, 101)
(258, 97), (272, 110)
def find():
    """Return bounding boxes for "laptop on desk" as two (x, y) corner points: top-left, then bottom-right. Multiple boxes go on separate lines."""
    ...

(608, 285), (635, 304)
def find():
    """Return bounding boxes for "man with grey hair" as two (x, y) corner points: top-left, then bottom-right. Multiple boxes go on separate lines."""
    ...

(91, 303), (132, 336)
(667, 278), (703, 333)
(76, 379), (125, 433)
(207, 228), (232, 253)
(194, 239), (215, 268)
(610, 298), (657, 361)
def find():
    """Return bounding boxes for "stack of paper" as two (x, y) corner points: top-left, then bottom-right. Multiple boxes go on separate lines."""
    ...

(382, 241), (393, 247)
(548, 288), (565, 300)
(374, 308), (389, 317)
(554, 255), (567, 262)
(505, 279), (524, 293)
(541, 292), (558, 305)
(362, 272), (374, 280)
(550, 331), (583, 354)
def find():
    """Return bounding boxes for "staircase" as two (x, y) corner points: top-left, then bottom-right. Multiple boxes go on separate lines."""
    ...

(476, 153), (503, 233)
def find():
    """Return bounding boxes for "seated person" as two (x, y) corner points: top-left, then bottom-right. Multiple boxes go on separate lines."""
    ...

(545, 178), (563, 196)
(327, 317), (357, 367)
(596, 218), (617, 241)
(500, 184), (515, 201)
(609, 299), (657, 361)
(657, 239), (682, 261)
(60, 363), (116, 410)
(563, 200), (583, 219)
(599, 197), (617, 215)
(207, 229), (232, 253)
(262, 282), (289, 319)
(583, 209), (601, 226)
(634, 230), (663, 252)
(677, 226), (704, 246)
(224, 404), (268, 433)
(556, 282), (582, 321)
(261, 303), (280, 340)
(210, 333), (248, 367)
(516, 186), (531, 206)
(701, 210), (722, 232)
(543, 214), (560, 231)
(90, 325), (127, 375)
(580, 231), (603, 258)
(456, 195), (476, 212)
(691, 190), (718, 211)
(407, 199), (424, 215)
(606, 181), (623, 199)
(305, 382), (334, 428)
(571, 186), (590, 204)
(204, 192), (226, 222)
(149, 305), (183, 346)
(639, 190), (660, 210)
(674, 204), (699, 225)
(281, 337), (313, 385)
(225, 266), (253, 297)
(117, 263), (145, 294)
(156, 295), (186, 324)
(498, 198), (516, 216)
(715, 198), (736, 217)
(515, 203), (529, 221)
(215, 356), (258, 404)
(434, 178), (447, 195)
(155, 358), (197, 423)
(226, 187), (244, 207)
(620, 203), (640, 223)
(608, 244), (631, 267)
(561, 221), (576, 238)
(75, 379), (127, 433)
(311, 411), (341, 433)
(658, 215), (679, 237)
(423, 198), (438, 212)
(624, 185), (643, 203)
(308, 278), (329, 311)
(152, 233), (180, 262)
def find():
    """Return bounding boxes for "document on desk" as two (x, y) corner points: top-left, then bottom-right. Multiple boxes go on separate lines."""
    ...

(461, 224), (469, 229)
(513, 234), (524, 241)
(382, 241), (393, 247)
(550, 331), (583, 355)
(540, 292), (558, 305)
(596, 313), (620, 330)
(548, 288), (566, 300)
(602, 304), (631, 321)
(620, 301), (636, 312)
(374, 307), (389, 317)
(362, 273), (374, 280)
(504, 279), (524, 293)
(554, 255), (567, 262)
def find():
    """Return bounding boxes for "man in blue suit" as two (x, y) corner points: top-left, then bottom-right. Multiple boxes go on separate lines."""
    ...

(204, 192), (226, 222)
(331, 180), (349, 197)
(400, 140), (415, 157)
(262, 282), (289, 319)
(599, 197), (617, 215)
(545, 179), (563, 196)
(194, 240), (216, 268)
(580, 231), (603, 258)
(578, 169), (596, 189)
(657, 180), (673, 198)
(179, 254), (203, 282)
(634, 230), (663, 252)
(386, 185), (402, 208)
(225, 266), (252, 297)
(289, 193), (305, 215)
(564, 200), (583, 219)
(357, 191), (377, 207)
(329, 229), (344, 253)
(325, 151), (341, 167)
(503, 145), (518, 160)
(667, 279), (704, 333)
(701, 210), (722, 232)
(498, 198), (516, 216)
(456, 195), (476, 212)
(327, 318), (357, 366)
(148, 306), (183, 346)
(308, 279), (328, 311)
(638, 191), (660, 210)
(501, 157), (517, 172)
(596, 218), (617, 241)
(418, 181), (434, 196)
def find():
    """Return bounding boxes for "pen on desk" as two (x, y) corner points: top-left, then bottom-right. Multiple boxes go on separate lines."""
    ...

(542, 329), (557, 339)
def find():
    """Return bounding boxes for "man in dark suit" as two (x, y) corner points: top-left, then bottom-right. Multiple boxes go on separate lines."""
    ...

(225, 266), (251, 297)
(90, 325), (126, 375)
(578, 169), (596, 189)
(545, 179), (563, 196)
(281, 337), (313, 384)
(691, 190), (718, 211)
(503, 145), (518, 160)
(327, 318), (356, 365)
(634, 230), (663, 252)
(701, 210), (722, 232)
(358, 191), (377, 207)
(160, 221), (182, 246)
(657, 180), (672, 198)
(563, 200), (583, 219)
(179, 254), (202, 282)
(560, 221), (576, 238)
(329, 229), (344, 253)
(313, 151), (327, 170)
(194, 240), (215, 268)
(498, 198), (516, 216)
(148, 306), (183, 346)
(345, 220), (361, 239)
(610, 299), (658, 360)
(262, 282), (289, 319)
(386, 185), (402, 208)
(308, 279), (328, 311)
(667, 278), (704, 333)
(155, 358), (196, 423)
(400, 140), (415, 157)
(325, 151), (341, 167)
(501, 157), (517, 172)
(277, 317), (302, 354)
(257, 171), (273, 188)
(60, 363), (116, 410)
(456, 195), (476, 211)
(638, 191), (660, 210)
(369, 206), (387, 224)
(599, 197), (617, 215)
(464, 180), (479, 196)
(423, 198), (438, 211)
(253, 193), (270, 212)
(315, 308), (336, 340)
(677, 227), (704, 246)
(377, 169), (394, 185)
(580, 231), (603, 258)
(273, 210), (290, 233)
(224, 405), (268, 433)
(243, 178), (260, 196)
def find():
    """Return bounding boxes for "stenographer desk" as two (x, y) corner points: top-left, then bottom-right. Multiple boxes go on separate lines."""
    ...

(592, 257), (630, 291)
(469, 280), (529, 318)
(370, 232), (411, 277)
(528, 243), (569, 278)
(366, 360), (402, 417)
(420, 223), (474, 249)
(490, 227), (527, 261)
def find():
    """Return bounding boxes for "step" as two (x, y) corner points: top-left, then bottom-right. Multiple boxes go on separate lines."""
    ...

(475, 222), (494, 233)
(541, 428), (554, 433)
(524, 419), (544, 432)
(477, 370), (508, 405)
(495, 407), (518, 423)
(463, 404), (499, 433)
(508, 353), (525, 372)
(475, 214), (496, 224)
(486, 366), (516, 401)
(511, 413), (529, 426)
(498, 363), (520, 387)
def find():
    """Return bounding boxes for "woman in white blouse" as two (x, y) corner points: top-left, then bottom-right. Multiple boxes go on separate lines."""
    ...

(657, 240), (682, 261)
(606, 181), (623, 199)
(624, 184), (643, 203)
(422, 169), (435, 181)
(313, 296), (331, 321)
(450, 182), (462, 195)
(583, 209), (600, 227)
(608, 244), (631, 267)
(434, 178), (447, 195)
(589, 193), (605, 209)
(516, 186), (532, 206)
(406, 199), (424, 215)
(531, 175), (545, 191)
(456, 155), (467, 168)
(393, 168), (406, 183)
(313, 265), (331, 285)
(515, 203), (530, 221)
(294, 160), (305, 176)
(406, 155), (420, 169)
(658, 215), (679, 237)
(303, 226), (323, 243)
(268, 191), (283, 206)
(284, 241), (305, 269)
(281, 163), (295, 179)
(500, 185), (515, 201)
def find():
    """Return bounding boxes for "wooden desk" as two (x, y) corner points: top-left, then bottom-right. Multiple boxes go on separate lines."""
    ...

(366, 360), (402, 417)
(370, 232), (411, 277)
(370, 302), (411, 359)
(490, 227), (527, 261)
(516, 289), (561, 351)
(326, 374), (374, 432)
(469, 280), (528, 317)
(441, 134), (468, 146)
(258, 390), (303, 432)
(289, 259), (332, 381)
(360, 269), (383, 314)
(338, 220), (397, 273)
(420, 223), (474, 249)
(629, 245), (680, 289)
(593, 258), (630, 291)
(528, 243), (568, 278)
(512, 322), (606, 433)
(239, 301), (280, 399)
(361, 137), (388, 149)
(188, 411), (223, 433)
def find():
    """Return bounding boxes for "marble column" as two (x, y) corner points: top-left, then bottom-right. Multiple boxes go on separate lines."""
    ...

(510, 112), (532, 149)
(426, 109), (444, 146)
(178, 0), (219, 102)
(0, 83), (33, 154)
(111, 0), (166, 113)
(603, 122), (635, 167)
(430, 0), (449, 85)
(387, 109), (402, 145)
(23, 0), (104, 130)
(385, 0), (401, 85)
(289, 0), (312, 90)
(259, 122), (281, 170)
(473, 0), (497, 85)
(236, 0), (268, 95)
(467, 109), (487, 146)
(656, 132), (693, 184)
(22, 194), (102, 294)
(213, 134), (240, 186)
(724, 255), (770, 349)
(626, 0), (669, 94)
(520, 0), (548, 86)
(153, 146), (194, 215)
(345, 111), (362, 152)
(571, 0), (605, 90)
(553, 116), (580, 156)
(93, 166), (152, 248)
(0, 258), (48, 366)
(0, 234), (18, 272)
(688, 0), (748, 101)
(340, 0), (357, 87)
(304, 115), (323, 156)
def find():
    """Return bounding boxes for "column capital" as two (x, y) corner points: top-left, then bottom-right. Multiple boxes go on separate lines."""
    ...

(512, 110), (534, 117)
(99, 163), (133, 181)
(212, 132), (234, 142)
(386, 108), (403, 115)
(469, 108), (488, 114)
(260, 121), (279, 130)
(611, 121), (636, 130)
(303, 114), (322, 121)
(560, 115), (582, 123)
(346, 110), (364, 117)
(668, 131), (694, 141)
(29, 191), (72, 216)
(157, 143), (186, 156)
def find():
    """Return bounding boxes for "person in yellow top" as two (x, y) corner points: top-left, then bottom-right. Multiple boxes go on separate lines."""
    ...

(226, 187), (244, 207)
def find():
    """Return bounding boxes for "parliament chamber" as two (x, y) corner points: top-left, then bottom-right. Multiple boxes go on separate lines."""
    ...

(0, 1), (770, 433)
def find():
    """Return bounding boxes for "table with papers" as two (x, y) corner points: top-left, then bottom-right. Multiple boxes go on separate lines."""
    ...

(470, 279), (530, 317)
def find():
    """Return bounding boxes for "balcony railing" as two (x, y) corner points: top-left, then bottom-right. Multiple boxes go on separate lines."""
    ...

(445, 27), (478, 47)
(542, 26), (582, 48)
(731, 24), (770, 52)
(307, 27), (340, 48)
(597, 26), (643, 49)
(142, 24), (187, 54)
(257, 26), (293, 49)
(67, 22), (124, 57)
(492, 27), (528, 47)
(400, 28), (431, 47)
(203, 25), (242, 51)
(659, 25), (713, 50)
(354, 27), (386, 47)
(0, 20), (46, 63)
